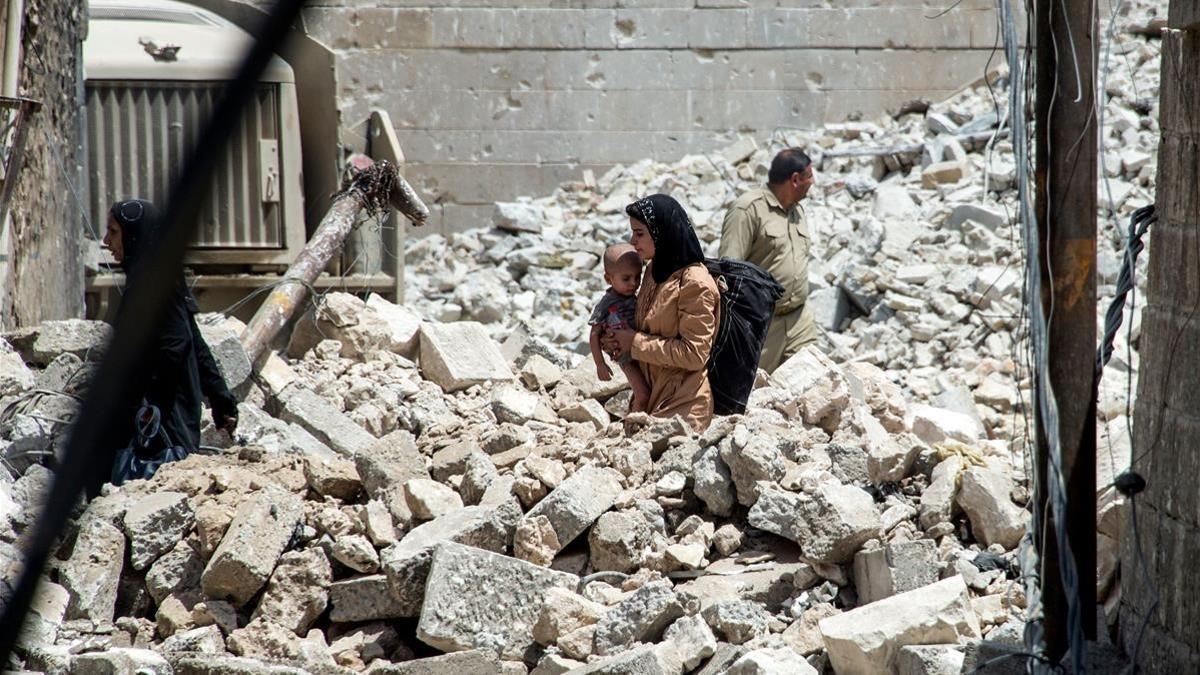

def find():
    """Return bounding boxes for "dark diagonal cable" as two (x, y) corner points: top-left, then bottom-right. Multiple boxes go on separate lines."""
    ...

(0, 0), (308, 661)
(1095, 205), (1155, 379)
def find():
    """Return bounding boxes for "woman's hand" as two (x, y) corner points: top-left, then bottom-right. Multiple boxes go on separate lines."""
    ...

(603, 328), (636, 359)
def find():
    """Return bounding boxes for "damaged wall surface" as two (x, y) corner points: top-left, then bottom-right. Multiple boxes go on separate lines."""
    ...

(1122, 4), (1200, 671)
(237, 0), (1007, 236)
(0, 0), (86, 328)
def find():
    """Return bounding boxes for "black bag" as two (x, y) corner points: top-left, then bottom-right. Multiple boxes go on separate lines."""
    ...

(111, 404), (188, 486)
(704, 257), (784, 415)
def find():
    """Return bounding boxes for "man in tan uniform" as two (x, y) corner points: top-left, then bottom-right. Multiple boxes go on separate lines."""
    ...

(719, 148), (818, 373)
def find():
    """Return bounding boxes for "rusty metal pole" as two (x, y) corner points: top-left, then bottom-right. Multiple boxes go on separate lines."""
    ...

(239, 155), (428, 367)
(1033, 0), (1099, 662)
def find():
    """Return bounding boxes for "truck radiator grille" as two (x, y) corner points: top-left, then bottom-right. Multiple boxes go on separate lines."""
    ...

(85, 81), (284, 249)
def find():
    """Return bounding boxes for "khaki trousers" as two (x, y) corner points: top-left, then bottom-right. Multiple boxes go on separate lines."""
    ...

(759, 302), (818, 373)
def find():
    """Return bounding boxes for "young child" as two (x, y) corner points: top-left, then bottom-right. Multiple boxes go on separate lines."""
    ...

(589, 243), (651, 412)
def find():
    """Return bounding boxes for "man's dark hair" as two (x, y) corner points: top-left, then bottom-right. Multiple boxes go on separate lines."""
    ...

(767, 148), (812, 185)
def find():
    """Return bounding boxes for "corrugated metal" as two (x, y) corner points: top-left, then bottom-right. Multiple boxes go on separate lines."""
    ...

(85, 80), (284, 249)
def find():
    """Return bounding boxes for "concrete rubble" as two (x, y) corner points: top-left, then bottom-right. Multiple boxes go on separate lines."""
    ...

(0, 5), (1164, 672)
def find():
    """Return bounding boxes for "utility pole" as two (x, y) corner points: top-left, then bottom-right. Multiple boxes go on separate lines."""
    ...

(1033, 0), (1099, 663)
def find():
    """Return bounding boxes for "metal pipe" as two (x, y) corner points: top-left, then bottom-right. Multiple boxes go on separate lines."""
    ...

(2, 0), (24, 97)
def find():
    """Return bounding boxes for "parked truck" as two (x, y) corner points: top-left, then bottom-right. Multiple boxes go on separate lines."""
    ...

(82, 0), (408, 318)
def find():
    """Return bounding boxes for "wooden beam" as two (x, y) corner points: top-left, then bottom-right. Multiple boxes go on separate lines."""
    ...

(1034, 0), (1099, 662)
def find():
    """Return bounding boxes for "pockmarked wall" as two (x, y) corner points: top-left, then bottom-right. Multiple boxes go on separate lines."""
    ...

(1121, 5), (1200, 671)
(0, 0), (86, 328)
(294, 0), (1004, 236)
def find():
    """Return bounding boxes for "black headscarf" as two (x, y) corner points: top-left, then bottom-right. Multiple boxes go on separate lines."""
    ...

(625, 194), (705, 284)
(110, 198), (198, 312)
(110, 198), (161, 280)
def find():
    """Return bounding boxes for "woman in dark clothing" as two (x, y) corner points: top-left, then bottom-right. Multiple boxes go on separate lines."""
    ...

(94, 199), (238, 495)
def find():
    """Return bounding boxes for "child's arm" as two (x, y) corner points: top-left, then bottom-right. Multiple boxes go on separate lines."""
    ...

(590, 324), (613, 380)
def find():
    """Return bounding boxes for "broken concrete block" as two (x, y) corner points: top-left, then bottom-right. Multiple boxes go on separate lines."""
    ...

(956, 467), (1026, 549)
(73, 648), (171, 675)
(404, 478), (464, 520)
(515, 514), (561, 567)
(5, 319), (112, 366)
(252, 548), (331, 635)
(302, 456), (361, 501)
(277, 384), (377, 457)
(172, 654), (308, 675)
(726, 647), (817, 675)
(332, 533), (381, 573)
(664, 614), (717, 671)
(0, 345), (35, 397)
(693, 445), (735, 517)
(853, 540), (940, 604)
(532, 586), (606, 646)
(589, 510), (653, 573)
(17, 580), (69, 648)
(919, 455), (966, 530)
(532, 654), (584, 674)
(494, 200), (545, 234)
(522, 464), (623, 554)
(921, 161), (967, 187)
(560, 643), (677, 675)
(146, 540), (204, 605)
(429, 441), (482, 482)
(367, 293), (422, 358)
(368, 650), (503, 674)
(702, 599), (770, 645)
(909, 404), (986, 445)
(460, 452), (500, 506)
(772, 346), (849, 429)
(558, 399), (610, 429)
(201, 488), (303, 607)
(419, 322), (513, 393)
(225, 618), (303, 662)
(872, 184), (919, 221)
(417, 542), (578, 659)
(592, 580), (685, 656)
(946, 203), (1006, 231)
(721, 135), (758, 163)
(328, 574), (406, 623)
(160, 625), (226, 654)
(558, 361), (628, 400)
(356, 430), (428, 500)
(721, 435), (787, 507)
(380, 502), (520, 616)
(895, 644), (966, 675)
(197, 320), (252, 390)
(748, 485), (882, 564)
(520, 354), (563, 390)
(492, 383), (543, 424)
(61, 517), (125, 623)
(819, 576), (981, 674)
(123, 491), (194, 571)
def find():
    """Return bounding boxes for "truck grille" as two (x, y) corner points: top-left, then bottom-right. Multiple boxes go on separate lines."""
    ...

(85, 81), (284, 249)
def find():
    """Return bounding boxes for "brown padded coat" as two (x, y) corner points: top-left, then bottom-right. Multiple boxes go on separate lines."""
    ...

(631, 262), (720, 432)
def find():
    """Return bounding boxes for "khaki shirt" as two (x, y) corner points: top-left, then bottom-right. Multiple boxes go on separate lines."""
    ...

(719, 186), (810, 315)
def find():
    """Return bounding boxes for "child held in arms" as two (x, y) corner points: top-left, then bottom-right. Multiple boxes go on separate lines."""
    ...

(589, 243), (650, 412)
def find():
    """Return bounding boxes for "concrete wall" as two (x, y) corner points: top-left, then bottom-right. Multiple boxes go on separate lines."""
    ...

(290, 0), (1004, 236)
(0, 0), (86, 328)
(1121, 4), (1200, 671)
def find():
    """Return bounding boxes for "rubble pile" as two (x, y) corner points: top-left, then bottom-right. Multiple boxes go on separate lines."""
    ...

(0, 3), (1164, 673)
(3, 315), (1041, 674)
(402, 3), (1161, 452)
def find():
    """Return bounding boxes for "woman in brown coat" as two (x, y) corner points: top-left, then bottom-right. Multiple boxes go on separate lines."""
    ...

(604, 194), (720, 432)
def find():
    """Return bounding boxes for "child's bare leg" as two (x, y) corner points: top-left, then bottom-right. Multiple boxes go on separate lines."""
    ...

(620, 362), (650, 412)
